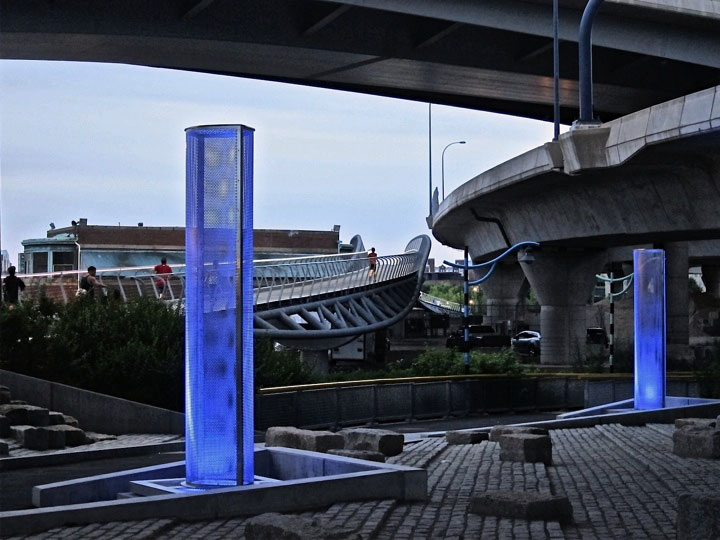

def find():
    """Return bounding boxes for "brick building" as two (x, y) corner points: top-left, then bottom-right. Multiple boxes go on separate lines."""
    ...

(20, 219), (351, 273)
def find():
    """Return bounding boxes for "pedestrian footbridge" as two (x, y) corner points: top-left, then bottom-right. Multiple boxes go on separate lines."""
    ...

(15, 235), (431, 345)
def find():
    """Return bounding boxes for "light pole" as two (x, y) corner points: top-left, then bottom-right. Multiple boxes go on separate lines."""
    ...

(441, 140), (466, 200)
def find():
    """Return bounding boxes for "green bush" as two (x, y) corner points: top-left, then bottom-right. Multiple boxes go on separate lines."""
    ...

(412, 348), (526, 376)
(1, 297), (185, 411)
(694, 349), (720, 398)
(254, 338), (316, 388)
(470, 349), (526, 375)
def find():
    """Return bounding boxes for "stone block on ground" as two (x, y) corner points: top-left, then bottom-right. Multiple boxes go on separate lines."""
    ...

(48, 424), (87, 446)
(499, 433), (553, 465)
(469, 491), (573, 523)
(0, 415), (9, 438)
(0, 441), (8, 456)
(47, 411), (66, 425)
(85, 432), (118, 443)
(489, 425), (549, 442)
(0, 404), (49, 426)
(265, 426), (344, 453)
(445, 430), (488, 445)
(675, 418), (716, 430)
(326, 448), (386, 462)
(12, 425), (49, 451)
(677, 492), (720, 540)
(62, 414), (80, 428)
(0, 386), (10, 405)
(41, 426), (67, 449)
(244, 512), (361, 540)
(673, 428), (720, 459)
(340, 427), (404, 457)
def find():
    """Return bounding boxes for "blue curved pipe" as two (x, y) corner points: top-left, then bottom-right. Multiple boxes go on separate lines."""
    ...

(443, 241), (539, 271)
(578, 0), (605, 122)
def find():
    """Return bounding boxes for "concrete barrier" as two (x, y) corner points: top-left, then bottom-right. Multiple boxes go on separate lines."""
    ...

(256, 376), (703, 430)
(0, 370), (183, 435)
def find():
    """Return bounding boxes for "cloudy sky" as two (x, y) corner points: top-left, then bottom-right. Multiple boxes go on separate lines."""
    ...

(1, 60), (560, 268)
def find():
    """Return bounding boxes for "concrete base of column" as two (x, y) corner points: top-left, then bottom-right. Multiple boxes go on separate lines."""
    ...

(702, 265), (720, 297)
(663, 242), (689, 349)
(539, 305), (588, 365)
(519, 249), (606, 365)
(479, 262), (527, 329)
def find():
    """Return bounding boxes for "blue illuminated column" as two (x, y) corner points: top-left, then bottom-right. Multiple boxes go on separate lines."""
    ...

(633, 249), (666, 410)
(185, 125), (254, 486)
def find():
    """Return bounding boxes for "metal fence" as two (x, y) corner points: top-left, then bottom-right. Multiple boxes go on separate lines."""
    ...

(255, 376), (703, 430)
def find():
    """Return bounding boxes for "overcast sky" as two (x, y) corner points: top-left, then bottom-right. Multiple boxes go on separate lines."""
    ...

(1, 60), (561, 268)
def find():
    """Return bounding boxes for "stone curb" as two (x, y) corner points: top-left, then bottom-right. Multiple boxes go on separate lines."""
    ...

(0, 440), (185, 471)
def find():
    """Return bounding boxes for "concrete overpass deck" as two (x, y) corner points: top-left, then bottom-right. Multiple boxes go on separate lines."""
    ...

(3, 0), (720, 123)
(432, 84), (720, 259)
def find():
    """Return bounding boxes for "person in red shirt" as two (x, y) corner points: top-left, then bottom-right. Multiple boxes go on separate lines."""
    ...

(154, 257), (173, 298)
(368, 247), (378, 279)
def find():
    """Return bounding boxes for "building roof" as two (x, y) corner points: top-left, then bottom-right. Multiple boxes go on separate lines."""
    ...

(42, 223), (341, 254)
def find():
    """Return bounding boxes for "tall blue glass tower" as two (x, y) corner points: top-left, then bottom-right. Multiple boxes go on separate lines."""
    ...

(633, 249), (666, 410)
(185, 125), (254, 486)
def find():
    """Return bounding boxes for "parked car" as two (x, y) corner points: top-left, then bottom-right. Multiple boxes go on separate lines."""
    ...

(445, 325), (510, 350)
(511, 330), (541, 358)
(586, 327), (609, 347)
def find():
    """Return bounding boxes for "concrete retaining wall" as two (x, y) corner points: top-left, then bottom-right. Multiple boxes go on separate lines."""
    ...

(257, 376), (701, 430)
(2, 369), (703, 434)
(0, 370), (184, 435)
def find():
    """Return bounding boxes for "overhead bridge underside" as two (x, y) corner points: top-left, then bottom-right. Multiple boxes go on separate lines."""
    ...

(254, 235), (431, 349)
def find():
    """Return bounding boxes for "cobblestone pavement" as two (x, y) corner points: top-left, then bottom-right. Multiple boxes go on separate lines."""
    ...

(5, 424), (720, 539)
(1, 434), (182, 459)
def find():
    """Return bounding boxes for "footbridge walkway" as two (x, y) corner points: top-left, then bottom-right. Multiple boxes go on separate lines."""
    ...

(13, 235), (431, 344)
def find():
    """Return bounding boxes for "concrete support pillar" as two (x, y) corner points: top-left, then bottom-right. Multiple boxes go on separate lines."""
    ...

(702, 265), (720, 297)
(608, 261), (625, 295)
(301, 349), (330, 376)
(519, 249), (605, 365)
(660, 242), (689, 356)
(478, 262), (527, 328)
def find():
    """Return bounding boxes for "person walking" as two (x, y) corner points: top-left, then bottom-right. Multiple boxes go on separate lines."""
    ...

(153, 257), (173, 298)
(79, 266), (108, 298)
(368, 247), (378, 279)
(2, 266), (25, 304)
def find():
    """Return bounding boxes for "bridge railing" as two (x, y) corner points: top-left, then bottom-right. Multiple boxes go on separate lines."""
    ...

(11, 247), (425, 307)
(254, 251), (421, 306)
(418, 292), (463, 313)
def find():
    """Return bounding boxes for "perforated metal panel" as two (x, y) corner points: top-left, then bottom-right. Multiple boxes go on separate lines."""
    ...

(185, 125), (254, 486)
(633, 249), (666, 410)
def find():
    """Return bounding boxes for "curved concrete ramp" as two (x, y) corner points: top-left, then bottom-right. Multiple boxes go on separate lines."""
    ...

(432, 85), (720, 260)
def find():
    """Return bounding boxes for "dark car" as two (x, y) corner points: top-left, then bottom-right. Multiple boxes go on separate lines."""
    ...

(446, 325), (510, 350)
(511, 330), (541, 357)
(586, 327), (609, 347)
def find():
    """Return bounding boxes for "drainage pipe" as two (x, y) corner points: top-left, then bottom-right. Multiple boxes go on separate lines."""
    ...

(578, 0), (605, 122)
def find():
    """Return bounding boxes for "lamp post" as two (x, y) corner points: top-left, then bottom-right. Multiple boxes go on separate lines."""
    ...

(441, 141), (466, 200)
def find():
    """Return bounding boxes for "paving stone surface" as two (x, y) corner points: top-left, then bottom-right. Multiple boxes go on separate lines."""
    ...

(4, 423), (720, 539)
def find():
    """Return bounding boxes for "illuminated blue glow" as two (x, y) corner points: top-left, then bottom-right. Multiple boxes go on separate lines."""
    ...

(633, 249), (665, 410)
(185, 125), (255, 486)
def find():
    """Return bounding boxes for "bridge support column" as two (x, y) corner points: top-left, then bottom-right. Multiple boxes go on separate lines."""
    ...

(702, 265), (720, 297)
(478, 262), (527, 329)
(660, 242), (690, 362)
(519, 249), (605, 365)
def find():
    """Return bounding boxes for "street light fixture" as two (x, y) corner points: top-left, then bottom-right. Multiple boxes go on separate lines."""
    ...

(441, 140), (466, 200)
